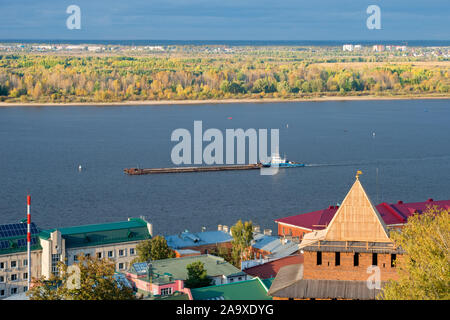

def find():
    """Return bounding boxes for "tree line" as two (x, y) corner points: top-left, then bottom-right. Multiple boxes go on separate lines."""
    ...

(0, 54), (448, 103)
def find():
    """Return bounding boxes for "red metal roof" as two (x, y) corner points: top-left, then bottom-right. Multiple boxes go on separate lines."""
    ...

(275, 199), (450, 230)
(244, 255), (304, 279)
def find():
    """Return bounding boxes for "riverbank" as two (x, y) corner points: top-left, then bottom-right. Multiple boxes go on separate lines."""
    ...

(0, 95), (449, 107)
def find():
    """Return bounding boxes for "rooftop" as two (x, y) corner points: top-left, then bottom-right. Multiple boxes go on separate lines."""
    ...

(0, 222), (42, 255)
(166, 230), (232, 249)
(276, 199), (450, 231)
(129, 254), (246, 285)
(190, 277), (273, 300)
(39, 218), (151, 248)
(251, 233), (299, 259)
(244, 255), (304, 279)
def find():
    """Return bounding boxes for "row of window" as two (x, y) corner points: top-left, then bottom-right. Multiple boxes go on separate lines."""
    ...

(316, 252), (397, 268)
(0, 273), (28, 283)
(0, 259), (28, 270)
(73, 248), (135, 262)
(0, 286), (27, 297)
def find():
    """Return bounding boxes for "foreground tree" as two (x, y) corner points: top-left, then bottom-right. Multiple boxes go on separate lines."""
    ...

(27, 254), (135, 300)
(230, 220), (254, 267)
(380, 207), (450, 300)
(184, 261), (213, 289)
(132, 235), (176, 264)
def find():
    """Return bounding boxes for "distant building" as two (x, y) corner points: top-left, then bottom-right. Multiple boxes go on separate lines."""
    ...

(268, 174), (403, 300)
(342, 44), (354, 51)
(165, 228), (233, 254)
(0, 217), (152, 299)
(373, 45), (385, 52)
(126, 254), (250, 298)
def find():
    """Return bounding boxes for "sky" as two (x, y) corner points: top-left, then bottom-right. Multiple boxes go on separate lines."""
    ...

(0, 0), (449, 40)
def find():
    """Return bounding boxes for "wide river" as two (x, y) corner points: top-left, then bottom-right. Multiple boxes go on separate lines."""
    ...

(0, 100), (449, 235)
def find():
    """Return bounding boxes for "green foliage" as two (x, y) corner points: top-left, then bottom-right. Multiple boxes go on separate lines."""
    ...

(0, 53), (447, 103)
(184, 261), (213, 289)
(27, 254), (135, 300)
(230, 220), (254, 267)
(380, 207), (450, 300)
(132, 235), (176, 264)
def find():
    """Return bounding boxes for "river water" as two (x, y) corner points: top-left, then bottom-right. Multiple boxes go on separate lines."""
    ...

(0, 99), (449, 235)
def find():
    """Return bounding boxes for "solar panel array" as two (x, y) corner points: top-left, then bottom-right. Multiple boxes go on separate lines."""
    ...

(0, 223), (38, 239)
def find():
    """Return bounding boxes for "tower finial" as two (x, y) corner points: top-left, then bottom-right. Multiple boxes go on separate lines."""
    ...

(356, 170), (363, 180)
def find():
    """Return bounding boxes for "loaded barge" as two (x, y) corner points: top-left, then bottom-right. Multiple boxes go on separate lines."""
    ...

(124, 163), (262, 175)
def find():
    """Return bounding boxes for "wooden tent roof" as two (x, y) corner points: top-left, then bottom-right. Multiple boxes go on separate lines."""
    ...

(300, 176), (392, 246)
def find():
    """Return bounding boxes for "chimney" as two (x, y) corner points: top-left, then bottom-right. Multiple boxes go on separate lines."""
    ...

(263, 229), (272, 236)
(217, 224), (223, 231)
(253, 225), (261, 233)
(222, 225), (229, 233)
(427, 198), (433, 202)
(397, 200), (403, 204)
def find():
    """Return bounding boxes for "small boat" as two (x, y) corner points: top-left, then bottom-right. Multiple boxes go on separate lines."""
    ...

(262, 153), (305, 168)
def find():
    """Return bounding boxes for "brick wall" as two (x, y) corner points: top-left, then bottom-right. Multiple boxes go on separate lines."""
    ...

(277, 223), (310, 239)
(302, 251), (400, 281)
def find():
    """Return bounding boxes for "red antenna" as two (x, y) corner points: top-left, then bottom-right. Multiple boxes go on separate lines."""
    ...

(27, 195), (31, 290)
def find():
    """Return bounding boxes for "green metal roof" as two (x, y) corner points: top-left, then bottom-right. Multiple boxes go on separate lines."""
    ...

(39, 218), (151, 249)
(190, 277), (273, 300)
(130, 254), (246, 285)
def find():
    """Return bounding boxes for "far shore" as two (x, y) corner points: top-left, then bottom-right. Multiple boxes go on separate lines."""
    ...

(0, 95), (449, 107)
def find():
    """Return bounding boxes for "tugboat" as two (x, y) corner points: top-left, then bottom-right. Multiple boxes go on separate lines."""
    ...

(262, 153), (305, 168)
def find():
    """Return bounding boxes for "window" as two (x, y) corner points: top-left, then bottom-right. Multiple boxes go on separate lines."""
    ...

(119, 249), (125, 257)
(335, 252), (340, 266)
(316, 252), (322, 265)
(108, 251), (114, 258)
(0, 290), (4, 297)
(24, 287), (28, 292)
(391, 254), (397, 268)
(130, 248), (135, 255)
(118, 263), (124, 270)
(353, 253), (359, 266)
(11, 260), (17, 268)
(372, 253), (378, 266)
(0, 276), (4, 283)
(97, 252), (102, 259)
(10, 288), (17, 295)
(0, 262), (4, 269)
(73, 255), (78, 262)
(51, 254), (61, 276)
(23, 273), (28, 280)
(160, 288), (172, 296)
(11, 274), (18, 281)
(23, 259), (28, 266)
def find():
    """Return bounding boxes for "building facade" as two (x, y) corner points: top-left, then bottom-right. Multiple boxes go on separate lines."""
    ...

(1, 217), (153, 299)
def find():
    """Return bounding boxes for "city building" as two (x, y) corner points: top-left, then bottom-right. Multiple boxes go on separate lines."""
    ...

(38, 217), (153, 278)
(189, 277), (274, 300)
(268, 174), (403, 300)
(0, 217), (152, 299)
(0, 222), (42, 299)
(126, 254), (250, 298)
(275, 199), (450, 240)
(165, 228), (233, 254)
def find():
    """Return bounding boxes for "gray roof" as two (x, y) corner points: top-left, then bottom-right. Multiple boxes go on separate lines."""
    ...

(252, 234), (299, 259)
(268, 263), (385, 300)
(166, 230), (232, 249)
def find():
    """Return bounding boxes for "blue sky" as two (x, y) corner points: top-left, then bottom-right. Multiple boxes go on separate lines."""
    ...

(0, 0), (449, 40)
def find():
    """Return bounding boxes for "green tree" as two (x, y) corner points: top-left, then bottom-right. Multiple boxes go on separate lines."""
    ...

(27, 254), (135, 300)
(380, 207), (450, 300)
(230, 220), (254, 267)
(132, 235), (175, 264)
(184, 261), (213, 289)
